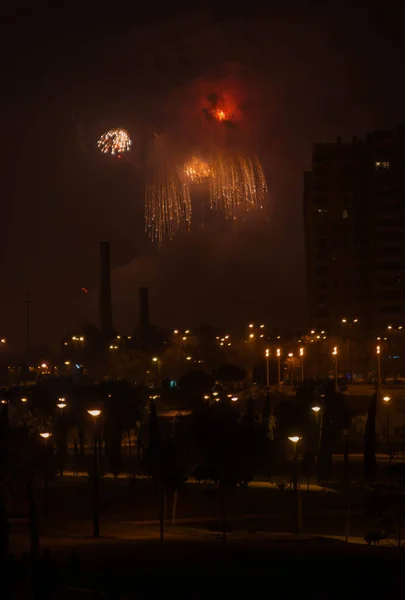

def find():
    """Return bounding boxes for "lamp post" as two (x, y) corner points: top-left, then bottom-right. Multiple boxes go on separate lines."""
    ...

(376, 345), (381, 387)
(288, 353), (294, 386)
(332, 347), (338, 392)
(383, 396), (391, 463)
(341, 318), (359, 383)
(152, 357), (161, 383)
(265, 349), (270, 388)
(311, 405), (321, 425)
(87, 409), (102, 538)
(299, 347), (304, 382)
(276, 349), (281, 385)
(39, 432), (52, 517)
(288, 436), (302, 534)
(56, 399), (67, 477)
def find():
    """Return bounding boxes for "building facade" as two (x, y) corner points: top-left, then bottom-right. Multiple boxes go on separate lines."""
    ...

(304, 128), (405, 341)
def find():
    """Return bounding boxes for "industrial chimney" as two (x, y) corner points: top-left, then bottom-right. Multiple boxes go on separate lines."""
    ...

(139, 287), (149, 351)
(99, 241), (113, 339)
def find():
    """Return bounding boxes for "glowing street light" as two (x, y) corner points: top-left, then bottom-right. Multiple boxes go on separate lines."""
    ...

(152, 357), (161, 381)
(311, 405), (321, 424)
(87, 409), (102, 538)
(231, 396), (238, 402)
(21, 397), (28, 403)
(276, 348), (281, 385)
(332, 347), (338, 392)
(265, 349), (270, 388)
(383, 396), (391, 463)
(376, 345), (382, 386)
(87, 409), (101, 418)
(39, 432), (52, 516)
(299, 347), (304, 382)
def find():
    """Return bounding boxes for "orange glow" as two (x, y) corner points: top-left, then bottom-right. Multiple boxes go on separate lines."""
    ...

(211, 106), (230, 122)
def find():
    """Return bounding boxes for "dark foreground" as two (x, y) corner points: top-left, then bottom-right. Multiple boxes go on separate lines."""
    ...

(3, 533), (405, 599)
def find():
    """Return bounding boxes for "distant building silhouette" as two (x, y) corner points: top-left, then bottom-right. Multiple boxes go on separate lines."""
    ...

(304, 127), (405, 335)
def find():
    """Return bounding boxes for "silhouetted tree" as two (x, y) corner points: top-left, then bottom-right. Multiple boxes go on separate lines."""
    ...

(317, 381), (349, 484)
(191, 402), (263, 543)
(214, 364), (246, 385)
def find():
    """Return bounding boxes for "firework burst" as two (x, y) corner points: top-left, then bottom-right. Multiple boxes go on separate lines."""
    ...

(183, 157), (213, 184)
(145, 166), (192, 244)
(97, 128), (131, 156)
(209, 152), (267, 216)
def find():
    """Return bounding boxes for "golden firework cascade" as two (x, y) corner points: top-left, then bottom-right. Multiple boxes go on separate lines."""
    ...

(97, 128), (132, 156)
(209, 152), (267, 216)
(145, 165), (192, 244)
(183, 157), (213, 184)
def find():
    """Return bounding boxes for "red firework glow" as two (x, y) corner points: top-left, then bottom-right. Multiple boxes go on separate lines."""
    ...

(211, 106), (230, 122)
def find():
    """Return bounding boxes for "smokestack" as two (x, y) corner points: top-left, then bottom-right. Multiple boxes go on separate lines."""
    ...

(139, 287), (149, 351)
(99, 241), (113, 339)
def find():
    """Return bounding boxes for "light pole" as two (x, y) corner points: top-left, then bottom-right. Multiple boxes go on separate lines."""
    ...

(39, 432), (52, 517)
(288, 435), (302, 533)
(383, 396), (391, 463)
(341, 318), (358, 383)
(299, 347), (304, 382)
(332, 347), (338, 392)
(87, 409), (102, 538)
(311, 405), (321, 425)
(152, 357), (161, 384)
(288, 353), (294, 386)
(56, 399), (67, 477)
(276, 348), (281, 385)
(265, 349), (270, 389)
(376, 345), (381, 387)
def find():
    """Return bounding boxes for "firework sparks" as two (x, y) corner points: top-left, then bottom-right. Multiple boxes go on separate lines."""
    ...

(97, 128), (131, 156)
(184, 157), (212, 183)
(209, 152), (267, 216)
(145, 166), (192, 244)
(210, 106), (230, 122)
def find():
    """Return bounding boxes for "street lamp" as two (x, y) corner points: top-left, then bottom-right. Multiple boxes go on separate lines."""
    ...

(332, 347), (338, 392)
(231, 396), (238, 402)
(383, 396), (391, 463)
(299, 347), (304, 382)
(21, 397), (28, 403)
(265, 349), (270, 388)
(288, 435), (302, 533)
(311, 405), (321, 423)
(288, 353), (294, 386)
(276, 348), (281, 385)
(56, 399), (67, 476)
(39, 432), (52, 516)
(152, 357), (161, 382)
(87, 409), (102, 538)
(376, 345), (381, 386)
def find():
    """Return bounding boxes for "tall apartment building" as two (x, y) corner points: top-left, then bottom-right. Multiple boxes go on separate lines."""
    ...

(304, 127), (405, 336)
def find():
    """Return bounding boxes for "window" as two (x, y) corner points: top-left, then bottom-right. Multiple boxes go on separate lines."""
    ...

(375, 161), (391, 170)
(342, 209), (348, 219)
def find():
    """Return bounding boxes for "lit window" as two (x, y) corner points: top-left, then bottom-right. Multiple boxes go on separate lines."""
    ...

(342, 209), (348, 219)
(375, 161), (391, 170)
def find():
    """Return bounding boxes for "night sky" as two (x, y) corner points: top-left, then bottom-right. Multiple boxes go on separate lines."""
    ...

(3, 1), (405, 351)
